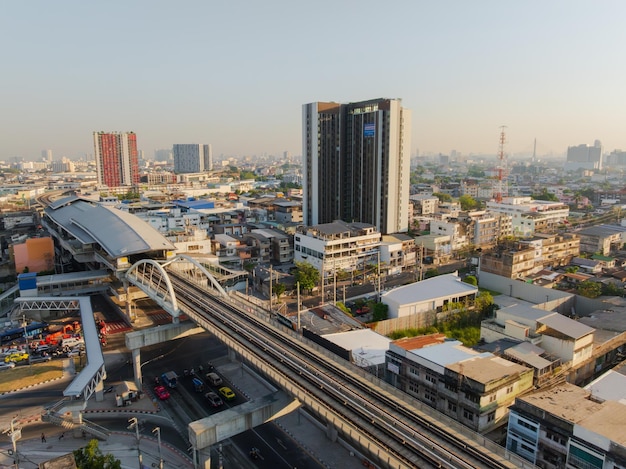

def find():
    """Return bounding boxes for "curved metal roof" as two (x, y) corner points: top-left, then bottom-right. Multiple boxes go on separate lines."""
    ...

(45, 196), (175, 258)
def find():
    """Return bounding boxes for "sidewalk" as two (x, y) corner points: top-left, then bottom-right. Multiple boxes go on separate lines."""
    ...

(0, 431), (192, 469)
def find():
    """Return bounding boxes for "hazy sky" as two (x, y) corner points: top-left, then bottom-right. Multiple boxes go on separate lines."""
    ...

(2, 1), (625, 161)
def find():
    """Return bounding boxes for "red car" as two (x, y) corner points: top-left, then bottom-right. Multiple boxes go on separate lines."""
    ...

(154, 385), (170, 400)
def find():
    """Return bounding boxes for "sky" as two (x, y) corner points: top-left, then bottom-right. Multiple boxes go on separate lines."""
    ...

(2, 1), (626, 161)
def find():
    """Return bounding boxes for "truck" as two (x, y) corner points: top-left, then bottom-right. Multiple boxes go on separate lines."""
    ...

(161, 371), (178, 389)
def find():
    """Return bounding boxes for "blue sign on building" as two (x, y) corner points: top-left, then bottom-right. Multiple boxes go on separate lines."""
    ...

(364, 123), (375, 137)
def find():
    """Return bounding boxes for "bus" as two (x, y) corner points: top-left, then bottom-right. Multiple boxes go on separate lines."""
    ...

(0, 322), (49, 345)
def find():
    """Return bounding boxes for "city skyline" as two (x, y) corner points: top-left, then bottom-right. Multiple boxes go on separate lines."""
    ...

(3, 1), (626, 161)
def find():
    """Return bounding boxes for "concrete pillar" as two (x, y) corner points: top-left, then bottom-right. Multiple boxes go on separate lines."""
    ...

(94, 374), (105, 402)
(197, 447), (211, 469)
(132, 348), (142, 389)
(71, 409), (83, 438)
(228, 348), (238, 362)
(326, 422), (338, 442)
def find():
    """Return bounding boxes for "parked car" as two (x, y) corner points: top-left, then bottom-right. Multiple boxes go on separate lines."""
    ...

(0, 362), (16, 370)
(4, 352), (29, 363)
(154, 385), (170, 400)
(204, 391), (223, 407)
(205, 372), (223, 386)
(218, 386), (235, 401)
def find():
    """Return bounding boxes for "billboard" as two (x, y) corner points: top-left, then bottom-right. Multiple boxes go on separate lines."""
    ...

(364, 123), (375, 137)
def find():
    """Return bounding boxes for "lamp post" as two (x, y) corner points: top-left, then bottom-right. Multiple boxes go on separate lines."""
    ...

(128, 417), (142, 468)
(22, 315), (32, 373)
(152, 427), (163, 469)
(2, 419), (21, 469)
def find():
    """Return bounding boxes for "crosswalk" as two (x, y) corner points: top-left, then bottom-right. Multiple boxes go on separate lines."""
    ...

(103, 321), (132, 334)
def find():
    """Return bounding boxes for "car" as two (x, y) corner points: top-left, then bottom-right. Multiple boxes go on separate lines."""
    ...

(30, 355), (52, 364)
(1, 348), (21, 356)
(4, 352), (29, 363)
(0, 362), (16, 370)
(204, 391), (223, 407)
(218, 386), (235, 401)
(154, 385), (170, 400)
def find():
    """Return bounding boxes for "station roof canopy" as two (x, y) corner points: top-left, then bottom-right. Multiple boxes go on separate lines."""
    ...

(45, 196), (175, 258)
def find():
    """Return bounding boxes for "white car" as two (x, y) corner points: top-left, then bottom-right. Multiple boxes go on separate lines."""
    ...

(0, 362), (16, 370)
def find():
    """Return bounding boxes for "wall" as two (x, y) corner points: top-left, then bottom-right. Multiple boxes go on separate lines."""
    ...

(479, 271), (575, 314)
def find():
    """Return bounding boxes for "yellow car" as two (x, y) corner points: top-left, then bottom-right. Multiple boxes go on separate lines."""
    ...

(218, 386), (235, 401)
(5, 352), (29, 363)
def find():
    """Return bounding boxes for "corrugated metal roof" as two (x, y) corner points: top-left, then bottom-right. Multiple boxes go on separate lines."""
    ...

(538, 312), (595, 339)
(45, 198), (175, 258)
(381, 273), (477, 304)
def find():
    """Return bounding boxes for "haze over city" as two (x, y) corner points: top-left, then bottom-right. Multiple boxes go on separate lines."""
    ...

(3, 1), (625, 160)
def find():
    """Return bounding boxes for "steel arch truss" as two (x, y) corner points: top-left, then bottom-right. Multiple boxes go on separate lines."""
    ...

(163, 254), (228, 298)
(125, 259), (180, 319)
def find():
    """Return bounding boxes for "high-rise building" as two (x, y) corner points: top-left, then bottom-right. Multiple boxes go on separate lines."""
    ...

(565, 140), (603, 171)
(173, 144), (212, 173)
(42, 149), (53, 163)
(93, 131), (139, 187)
(302, 98), (411, 234)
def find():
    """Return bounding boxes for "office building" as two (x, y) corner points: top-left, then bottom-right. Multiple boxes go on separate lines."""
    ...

(93, 131), (139, 187)
(173, 144), (212, 174)
(302, 98), (411, 234)
(565, 140), (603, 171)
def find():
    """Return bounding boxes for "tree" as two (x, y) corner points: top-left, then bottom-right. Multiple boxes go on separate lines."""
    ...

(273, 282), (286, 301)
(424, 268), (439, 279)
(531, 188), (559, 202)
(565, 266), (579, 274)
(463, 275), (477, 286)
(371, 302), (388, 321)
(459, 194), (479, 211)
(293, 261), (319, 293)
(474, 291), (494, 316)
(432, 192), (452, 203)
(577, 281), (602, 298)
(74, 439), (122, 469)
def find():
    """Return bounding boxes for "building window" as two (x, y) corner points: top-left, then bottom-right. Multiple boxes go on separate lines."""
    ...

(463, 409), (473, 421)
(506, 386), (514, 394)
(489, 394), (496, 402)
(425, 374), (437, 384)
(487, 412), (495, 422)
(447, 402), (457, 413)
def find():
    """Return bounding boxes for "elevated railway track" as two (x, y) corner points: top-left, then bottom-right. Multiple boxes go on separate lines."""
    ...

(145, 270), (530, 469)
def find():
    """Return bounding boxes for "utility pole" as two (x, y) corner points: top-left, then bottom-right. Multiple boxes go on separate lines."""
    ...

(296, 281), (301, 331)
(269, 265), (273, 312)
(3, 419), (21, 469)
(128, 417), (142, 469)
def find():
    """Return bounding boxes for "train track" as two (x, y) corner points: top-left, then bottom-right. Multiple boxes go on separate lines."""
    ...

(157, 272), (522, 469)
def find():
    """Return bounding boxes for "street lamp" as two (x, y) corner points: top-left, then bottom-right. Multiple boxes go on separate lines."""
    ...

(2, 419), (21, 469)
(128, 417), (142, 468)
(22, 315), (32, 373)
(152, 427), (163, 469)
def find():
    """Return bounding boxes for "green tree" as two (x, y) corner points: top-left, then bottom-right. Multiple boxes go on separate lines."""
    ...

(424, 268), (439, 279)
(459, 194), (479, 211)
(531, 188), (559, 202)
(432, 192), (452, 203)
(577, 281), (602, 298)
(565, 266), (579, 274)
(293, 261), (319, 293)
(474, 291), (494, 316)
(372, 302), (388, 321)
(463, 275), (477, 286)
(74, 440), (122, 469)
(273, 282), (286, 301)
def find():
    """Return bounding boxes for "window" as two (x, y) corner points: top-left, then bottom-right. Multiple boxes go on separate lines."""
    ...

(447, 402), (457, 413)
(506, 386), (514, 394)
(463, 409), (474, 421)
(487, 412), (495, 422)
(425, 374), (437, 384)
(489, 394), (496, 402)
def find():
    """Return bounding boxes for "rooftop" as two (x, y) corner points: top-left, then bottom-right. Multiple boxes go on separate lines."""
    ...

(381, 273), (477, 304)
(537, 313), (595, 340)
(447, 355), (530, 384)
(323, 329), (391, 366)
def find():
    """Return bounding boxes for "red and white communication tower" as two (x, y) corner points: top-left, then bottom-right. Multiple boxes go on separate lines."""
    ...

(494, 126), (507, 203)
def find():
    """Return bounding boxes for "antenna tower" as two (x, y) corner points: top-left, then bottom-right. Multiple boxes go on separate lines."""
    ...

(494, 126), (507, 203)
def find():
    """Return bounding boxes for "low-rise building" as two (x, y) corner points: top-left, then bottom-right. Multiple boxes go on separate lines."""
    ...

(575, 224), (626, 256)
(506, 383), (626, 468)
(381, 273), (477, 320)
(294, 220), (380, 275)
(486, 196), (569, 237)
(380, 234), (416, 275)
(481, 304), (595, 367)
(386, 336), (533, 434)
